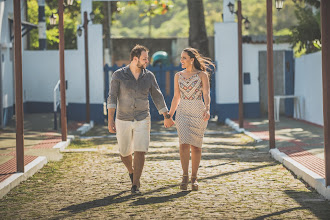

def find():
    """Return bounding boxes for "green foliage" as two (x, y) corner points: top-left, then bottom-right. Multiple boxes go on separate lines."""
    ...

(239, 0), (298, 36)
(139, 0), (174, 17)
(295, 0), (320, 8)
(27, 0), (81, 50)
(26, 0), (301, 48)
(110, 0), (298, 38)
(289, 5), (321, 55)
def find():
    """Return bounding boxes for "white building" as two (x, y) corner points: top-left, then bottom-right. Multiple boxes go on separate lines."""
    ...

(214, 0), (293, 122)
(0, 0), (104, 128)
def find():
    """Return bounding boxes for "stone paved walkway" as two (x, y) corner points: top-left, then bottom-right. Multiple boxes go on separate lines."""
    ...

(1, 121), (330, 219)
(0, 113), (83, 183)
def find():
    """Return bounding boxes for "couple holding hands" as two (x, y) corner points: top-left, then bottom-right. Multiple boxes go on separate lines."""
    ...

(107, 45), (214, 194)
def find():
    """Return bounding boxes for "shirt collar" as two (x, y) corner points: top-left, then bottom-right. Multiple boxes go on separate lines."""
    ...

(126, 64), (146, 80)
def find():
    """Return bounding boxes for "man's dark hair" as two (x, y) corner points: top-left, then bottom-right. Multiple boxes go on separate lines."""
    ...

(130, 44), (149, 61)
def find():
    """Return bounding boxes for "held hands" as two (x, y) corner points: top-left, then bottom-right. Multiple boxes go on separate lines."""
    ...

(164, 118), (175, 128)
(108, 119), (116, 133)
(203, 109), (210, 121)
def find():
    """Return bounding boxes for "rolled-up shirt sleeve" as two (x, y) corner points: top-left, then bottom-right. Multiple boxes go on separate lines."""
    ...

(149, 73), (168, 114)
(107, 71), (120, 109)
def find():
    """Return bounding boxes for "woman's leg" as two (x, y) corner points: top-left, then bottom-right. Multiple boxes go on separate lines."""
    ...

(191, 145), (201, 190)
(180, 144), (190, 175)
(179, 144), (190, 190)
(191, 145), (202, 178)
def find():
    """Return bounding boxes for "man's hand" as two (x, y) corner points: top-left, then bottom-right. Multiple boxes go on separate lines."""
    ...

(108, 119), (116, 133)
(164, 118), (175, 128)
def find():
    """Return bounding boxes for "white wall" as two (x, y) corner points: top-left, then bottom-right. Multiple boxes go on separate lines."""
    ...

(22, 24), (104, 105)
(223, 0), (235, 22)
(243, 43), (291, 103)
(0, 0), (14, 110)
(214, 22), (291, 105)
(214, 22), (238, 104)
(295, 51), (323, 126)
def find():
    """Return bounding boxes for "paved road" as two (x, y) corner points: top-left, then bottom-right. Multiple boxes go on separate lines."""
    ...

(1, 121), (330, 219)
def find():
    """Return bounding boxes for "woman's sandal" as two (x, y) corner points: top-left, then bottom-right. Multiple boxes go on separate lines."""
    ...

(180, 175), (189, 190)
(191, 176), (199, 191)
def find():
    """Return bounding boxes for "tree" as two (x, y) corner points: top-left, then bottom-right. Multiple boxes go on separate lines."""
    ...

(27, 0), (81, 50)
(290, 0), (321, 54)
(139, 0), (174, 37)
(187, 0), (209, 57)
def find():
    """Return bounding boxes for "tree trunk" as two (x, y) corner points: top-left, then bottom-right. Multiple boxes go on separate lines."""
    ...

(187, 0), (209, 57)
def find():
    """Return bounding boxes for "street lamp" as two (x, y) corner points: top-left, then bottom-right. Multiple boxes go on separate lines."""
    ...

(227, 0), (250, 129)
(227, 1), (250, 29)
(77, 26), (83, 37)
(49, 13), (57, 25)
(275, 0), (284, 11)
(77, 12), (95, 36)
(67, 0), (74, 5)
(227, 2), (234, 14)
(49, 0), (74, 26)
(89, 11), (95, 21)
(77, 11), (95, 123)
(244, 17), (250, 30)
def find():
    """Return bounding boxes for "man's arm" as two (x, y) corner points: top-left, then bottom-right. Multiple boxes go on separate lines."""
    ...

(107, 71), (120, 133)
(149, 73), (168, 114)
(107, 71), (120, 110)
(149, 73), (174, 127)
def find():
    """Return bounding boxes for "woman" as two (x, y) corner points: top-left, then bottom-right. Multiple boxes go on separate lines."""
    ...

(168, 48), (214, 191)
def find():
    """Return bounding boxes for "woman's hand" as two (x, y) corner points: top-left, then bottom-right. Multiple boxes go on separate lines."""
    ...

(203, 110), (210, 121)
(164, 118), (175, 128)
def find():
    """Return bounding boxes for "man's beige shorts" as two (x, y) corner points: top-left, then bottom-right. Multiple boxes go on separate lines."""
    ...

(115, 116), (151, 157)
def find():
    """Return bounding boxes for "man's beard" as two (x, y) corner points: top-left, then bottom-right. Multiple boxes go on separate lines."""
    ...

(137, 60), (145, 70)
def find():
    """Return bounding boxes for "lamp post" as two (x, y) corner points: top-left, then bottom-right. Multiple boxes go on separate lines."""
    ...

(321, 0), (330, 186)
(228, 0), (250, 129)
(50, 0), (74, 141)
(58, 0), (67, 141)
(267, 0), (284, 149)
(77, 11), (95, 123)
(14, 0), (24, 172)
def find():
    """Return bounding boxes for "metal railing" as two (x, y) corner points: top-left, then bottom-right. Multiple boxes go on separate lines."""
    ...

(53, 80), (60, 130)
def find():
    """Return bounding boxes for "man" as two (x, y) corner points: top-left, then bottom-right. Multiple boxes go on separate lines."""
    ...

(107, 45), (174, 194)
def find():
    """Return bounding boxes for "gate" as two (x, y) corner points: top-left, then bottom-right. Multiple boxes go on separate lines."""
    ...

(104, 64), (216, 121)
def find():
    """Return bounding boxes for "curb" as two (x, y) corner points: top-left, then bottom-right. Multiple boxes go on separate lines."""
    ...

(53, 135), (75, 152)
(225, 118), (330, 200)
(1, 134), (75, 198)
(76, 121), (94, 135)
(270, 148), (330, 200)
(0, 156), (47, 199)
(225, 118), (263, 142)
(61, 148), (98, 153)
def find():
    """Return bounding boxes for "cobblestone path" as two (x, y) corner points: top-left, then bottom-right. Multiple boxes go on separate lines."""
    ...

(1, 122), (330, 219)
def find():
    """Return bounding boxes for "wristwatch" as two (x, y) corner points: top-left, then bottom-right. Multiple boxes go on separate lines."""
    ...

(165, 113), (171, 119)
